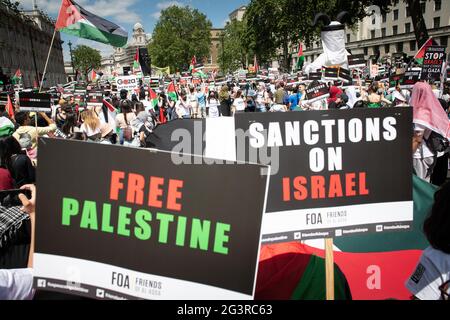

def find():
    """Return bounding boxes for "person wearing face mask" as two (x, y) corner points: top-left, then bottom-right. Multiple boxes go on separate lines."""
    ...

(175, 91), (191, 119)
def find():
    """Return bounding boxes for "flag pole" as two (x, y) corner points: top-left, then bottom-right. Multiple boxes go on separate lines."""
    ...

(39, 27), (57, 93)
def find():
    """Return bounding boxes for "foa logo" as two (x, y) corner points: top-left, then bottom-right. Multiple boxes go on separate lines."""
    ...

(112, 272), (130, 289)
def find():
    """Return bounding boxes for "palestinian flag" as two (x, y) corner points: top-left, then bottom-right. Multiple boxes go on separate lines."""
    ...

(414, 37), (437, 65)
(11, 69), (22, 84)
(257, 175), (437, 300)
(296, 43), (305, 71)
(91, 70), (97, 82)
(6, 94), (14, 119)
(193, 70), (208, 79)
(0, 116), (14, 138)
(148, 87), (158, 109)
(133, 48), (140, 73)
(256, 243), (352, 300)
(167, 82), (178, 102)
(102, 99), (117, 130)
(55, 0), (128, 48)
(189, 56), (197, 72)
(254, 55), (259, 73)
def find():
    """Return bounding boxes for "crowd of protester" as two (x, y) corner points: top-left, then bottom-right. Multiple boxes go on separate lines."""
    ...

(0, 72), (449, 300)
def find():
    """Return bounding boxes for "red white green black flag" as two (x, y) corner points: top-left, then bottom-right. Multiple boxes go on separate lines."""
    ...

(55, 0), (128, 47)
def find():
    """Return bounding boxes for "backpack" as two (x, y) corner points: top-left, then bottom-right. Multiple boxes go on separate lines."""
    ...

(122, 113), (134, 142)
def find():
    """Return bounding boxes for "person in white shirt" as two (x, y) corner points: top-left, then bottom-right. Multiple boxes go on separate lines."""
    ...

(187, 86), (199, 119)
(231, 90), (246, 115)
(207, 91), (220, 118)
(175, 91), (191, 119)
(406, 181), (450, 300)
(0, 184), (36, 300)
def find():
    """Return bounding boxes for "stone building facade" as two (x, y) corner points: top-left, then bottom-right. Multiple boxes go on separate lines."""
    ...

(0, 4), (66, 88)
(100, 23), (151, 76)
(297, 0), (450, 69)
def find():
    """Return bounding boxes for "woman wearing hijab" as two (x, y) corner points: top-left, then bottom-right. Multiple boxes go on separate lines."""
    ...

(411, 82), (450, 182)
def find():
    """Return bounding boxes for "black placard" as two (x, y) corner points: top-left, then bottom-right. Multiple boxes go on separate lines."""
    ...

(0, 92), (11, 106)
(305, 81), (329, 102)
(86, 90), (104, 107)
(338, 67), (353, 83)
(234, 109), (413, 243)
(324, 67), (339, 80)
(348, 54), (366, 69)
(34, 139), (269, 300)
(19, 92), (51, 112)
(308, 72), (322, 81)
(421, 46), (446, 81)
(401, 69), (421, 89)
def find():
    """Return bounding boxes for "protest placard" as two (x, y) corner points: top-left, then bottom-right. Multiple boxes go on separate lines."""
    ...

(34, 138), (269, 300)
(116, 75), (139, 92)
(305, 81), (330, 103)
(401, 69), (421, 89)
(347, 54), (366, 69)
(18, 92), (51, 112)
(421, 46), (446, 82)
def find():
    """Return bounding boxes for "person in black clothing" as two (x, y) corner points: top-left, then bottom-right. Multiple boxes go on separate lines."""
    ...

(431, 99), (450, 186)
(0, 136), (35, 188)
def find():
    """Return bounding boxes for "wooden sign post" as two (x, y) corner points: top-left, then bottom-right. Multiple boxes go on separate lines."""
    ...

(325, 238), (335, 300)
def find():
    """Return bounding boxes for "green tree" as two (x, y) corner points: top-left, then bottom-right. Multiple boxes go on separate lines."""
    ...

(72, 45), (101, 80)
(218, 19), (254, 73)
(245, 0), (393, 72)
(148, 6), (212, 72)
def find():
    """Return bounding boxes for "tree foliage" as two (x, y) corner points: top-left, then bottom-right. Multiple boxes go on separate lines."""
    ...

(218, 19), (254, 73)
(148, 6), (212, 72)
(72, 45), (101, 79)
(245, 0), (430, 71)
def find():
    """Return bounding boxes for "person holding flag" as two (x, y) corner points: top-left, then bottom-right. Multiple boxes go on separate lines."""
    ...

(133, 48), (141, 75)
(296, 43), (305, 71)
(11, 69), (22, 85)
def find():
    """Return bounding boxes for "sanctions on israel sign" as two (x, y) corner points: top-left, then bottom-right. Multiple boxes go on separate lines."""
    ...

(148, 109), (414, 244)
(34, 139), (269, 300)
(233, 109), (413, 243)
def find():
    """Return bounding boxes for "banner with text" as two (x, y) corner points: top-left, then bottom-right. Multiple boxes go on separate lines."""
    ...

(34, 139), (269, 300)
(232, 109), (413, 243)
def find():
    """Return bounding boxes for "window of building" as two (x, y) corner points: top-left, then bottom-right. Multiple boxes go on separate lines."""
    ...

(381, 28), (386, 38)
(410, 40), (416, 51)
(364, 47), (368, 55)
(382, 13), (387, 23)
(434, 17), (440, 29)
(347, 34), (350, 43)
(421, 2), (426, 14)
(405, 23), (411, 33)
(396, 42), (403, 53)
(393, 9), (399, 20)
(393, 25), (398, 35)
(372, 15), (376, 25)
(406, 6), (411, 17)
(435, 0), (442, 11)
(371, 30), (375, 39)
(441, 36), (448, 47)
(385, 44), (390, 53)
(373, 46), (380, 56)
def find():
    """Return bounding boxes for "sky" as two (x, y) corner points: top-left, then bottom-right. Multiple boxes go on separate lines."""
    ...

(18, 0), (248, 61)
